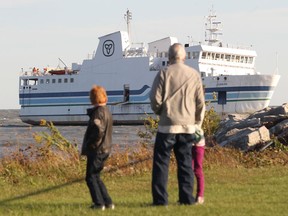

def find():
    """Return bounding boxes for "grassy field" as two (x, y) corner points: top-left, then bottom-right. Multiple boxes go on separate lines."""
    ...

(1, 122), (287, 215)
(0, 165), (287, 216)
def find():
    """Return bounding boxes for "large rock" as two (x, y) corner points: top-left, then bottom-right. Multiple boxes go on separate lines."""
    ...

(267, 103), (288, 115)
(249, 107), (272, 119)
(220, 126), (270, 151)
(260, 115), (288, 129)
(269, 119), (288, 136)
(245, 126), (270, 148)
(219, 127), (253, 147)
(249, 103), (288, 120)
(214, 103), (288, 151)
(215, 117), (261, 143)
(277, 128), (288, 145)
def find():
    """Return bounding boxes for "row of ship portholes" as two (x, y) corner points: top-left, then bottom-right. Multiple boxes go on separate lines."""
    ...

(201, 76), (228, 81)
(216, 76), (227, 81)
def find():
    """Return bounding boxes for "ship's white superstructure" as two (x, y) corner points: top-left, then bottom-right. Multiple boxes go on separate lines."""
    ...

(18, 9), (280, 125)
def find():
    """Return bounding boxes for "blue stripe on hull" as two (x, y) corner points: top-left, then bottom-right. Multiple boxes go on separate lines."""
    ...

(19, 85), (275, 108)
(205, 91), (272, 101)
(19, 112), (155, 117)
(205, 86), (274, 92)
(19, 85), (150, 98)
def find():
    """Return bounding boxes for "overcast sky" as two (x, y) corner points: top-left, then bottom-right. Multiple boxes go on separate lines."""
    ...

(1, 0), (287, 109)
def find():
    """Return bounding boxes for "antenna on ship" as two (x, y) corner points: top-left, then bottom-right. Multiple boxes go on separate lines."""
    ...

(205, 6), (223, 45)
(124, 9), (132, 41)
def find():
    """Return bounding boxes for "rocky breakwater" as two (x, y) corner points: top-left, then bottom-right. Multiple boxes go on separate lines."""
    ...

(214, 103), (288, 151)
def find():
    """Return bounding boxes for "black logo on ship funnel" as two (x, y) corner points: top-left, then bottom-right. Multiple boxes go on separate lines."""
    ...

(103, 40), (115, 57)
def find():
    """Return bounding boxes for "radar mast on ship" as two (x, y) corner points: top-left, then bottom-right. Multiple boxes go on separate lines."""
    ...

(205, 7), (223, 46)
(124, 9), (132, 42)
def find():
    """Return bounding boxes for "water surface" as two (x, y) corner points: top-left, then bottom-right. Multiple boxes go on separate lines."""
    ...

(0, 110), (146, 157)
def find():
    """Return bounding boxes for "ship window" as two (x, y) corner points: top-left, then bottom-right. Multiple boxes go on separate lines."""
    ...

(58, 79), (62, 83)
(215, 53), (220, 60)
(70, 78), (74, 83)
(201, 72), (206, 77)
(64, 78), (68, 83)
(52, 79), (56, 83)
(32, 79), (38, 85)
(162, 61), (165, 66)
(40, 79), (44, 84)
(187, 52), (191, 59)
(244, 57), (248, 63)
(192, 52), (199, 59)
(236, 56), (240, 62)
(202, 52), (207, 59)
(248, 57), (253, 64)
(211, 53), (215, 60)
(225, 55), (231, 61)
(207, 52), (211, 59)
(21, 79), (38, 86)
(46, 79), (50, 84)
(21, 79), (28, 86)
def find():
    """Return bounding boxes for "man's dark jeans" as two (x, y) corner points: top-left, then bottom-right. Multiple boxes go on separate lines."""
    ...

(85, 152), (113, 206)
(152, 132), (195, 205)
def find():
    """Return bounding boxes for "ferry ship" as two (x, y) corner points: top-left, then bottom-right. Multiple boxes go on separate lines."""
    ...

(19, 9), (280, 125)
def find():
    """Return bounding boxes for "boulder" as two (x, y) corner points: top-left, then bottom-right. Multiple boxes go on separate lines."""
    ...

(277, 128), (288, 145)
(269, 119), (288, 136)
(249, 103), (288, 119)
(260, 115), (288, 128)
(215, 117), (261, 143)
(220, 126), (270, 151)
(214, 103), (288, 151)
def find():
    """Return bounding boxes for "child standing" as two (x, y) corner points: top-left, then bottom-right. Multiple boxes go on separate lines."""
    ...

(81, 85), (114, 210)
(192, 129), (205, 204)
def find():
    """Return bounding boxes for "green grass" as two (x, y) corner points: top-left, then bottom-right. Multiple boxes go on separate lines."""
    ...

(1, 122), (287, 215)
(1, 165), (287, 216)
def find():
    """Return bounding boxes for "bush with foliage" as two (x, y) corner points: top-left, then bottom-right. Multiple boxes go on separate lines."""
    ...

(1, 112), (287, 185)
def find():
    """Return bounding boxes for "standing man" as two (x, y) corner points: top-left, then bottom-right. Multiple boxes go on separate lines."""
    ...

(150, 43), (205, 205)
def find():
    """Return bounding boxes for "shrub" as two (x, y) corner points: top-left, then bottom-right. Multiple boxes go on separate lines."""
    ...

(0, 121), (82, 184)
(1, 117), (287, 185)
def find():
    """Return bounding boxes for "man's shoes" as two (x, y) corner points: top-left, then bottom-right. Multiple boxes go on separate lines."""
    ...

(90, 204), (105, 210)
(105, 204), (115, 210)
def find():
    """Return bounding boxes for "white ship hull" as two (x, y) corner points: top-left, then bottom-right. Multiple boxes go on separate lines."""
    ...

(203, 74), (280, 114)
(19, 73), (280, 125)
(18, 10), (280, 125)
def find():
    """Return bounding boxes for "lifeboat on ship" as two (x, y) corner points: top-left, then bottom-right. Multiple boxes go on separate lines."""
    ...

(48, 69), (66, 75)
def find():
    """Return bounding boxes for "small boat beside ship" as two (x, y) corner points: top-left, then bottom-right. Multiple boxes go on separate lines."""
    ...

(18, 9), (280, 125)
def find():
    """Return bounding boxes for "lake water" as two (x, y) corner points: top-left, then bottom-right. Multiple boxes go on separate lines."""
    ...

(0, 110), (147, 157)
